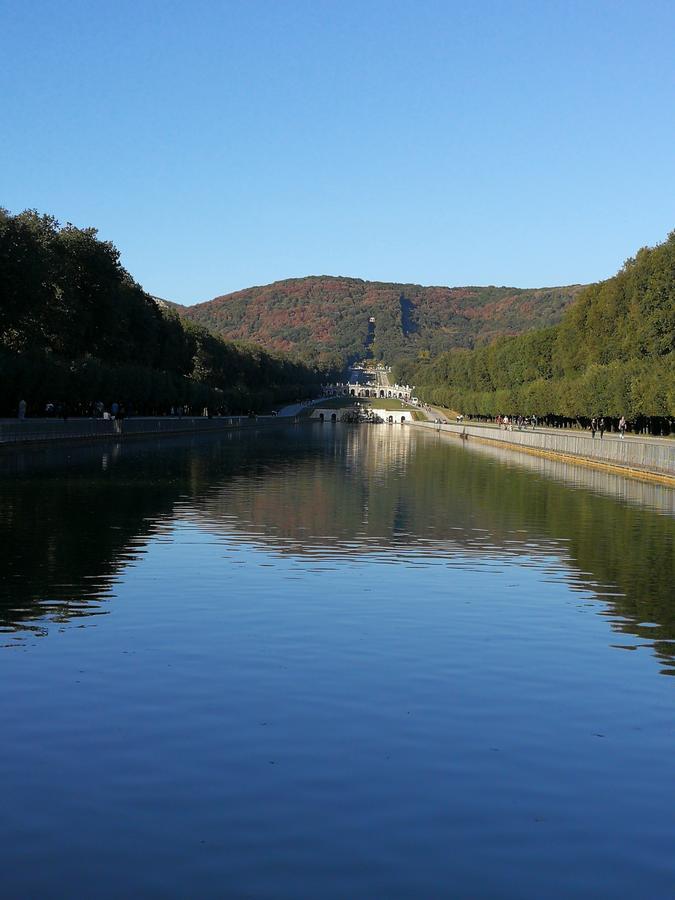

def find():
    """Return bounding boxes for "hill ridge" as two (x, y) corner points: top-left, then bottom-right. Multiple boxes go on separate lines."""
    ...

(180, 274), (584, 366)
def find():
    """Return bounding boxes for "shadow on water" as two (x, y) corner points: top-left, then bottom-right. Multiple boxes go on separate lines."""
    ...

(1, 425), (673, 671)
(0, 429), (317, 636)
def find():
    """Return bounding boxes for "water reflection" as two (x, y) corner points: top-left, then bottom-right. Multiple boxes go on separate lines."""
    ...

(1, 425), (673, 671)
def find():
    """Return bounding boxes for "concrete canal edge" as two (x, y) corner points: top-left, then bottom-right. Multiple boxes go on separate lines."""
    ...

(0, 414), (307, 448)
(409, 420), (675, 486)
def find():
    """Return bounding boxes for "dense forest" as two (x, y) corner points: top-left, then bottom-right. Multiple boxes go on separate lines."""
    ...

(180, 276), (582, 365)
(0, 210), (335, 416)
(394, 232), (675, 430)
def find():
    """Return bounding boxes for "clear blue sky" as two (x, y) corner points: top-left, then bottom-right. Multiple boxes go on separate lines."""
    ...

(2, 0), (673, 303)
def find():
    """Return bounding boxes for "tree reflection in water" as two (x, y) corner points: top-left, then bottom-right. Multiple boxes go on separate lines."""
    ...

(1, 426), (673, 672)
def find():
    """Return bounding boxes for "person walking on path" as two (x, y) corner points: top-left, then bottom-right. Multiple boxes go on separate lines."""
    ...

(599, 417), (605, 439)
(590, 417), (597, 438)
(619, 416), (627, 439)
(18, 399), (26, 420)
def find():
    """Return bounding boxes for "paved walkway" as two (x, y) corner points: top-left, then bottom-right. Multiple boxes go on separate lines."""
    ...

(376, 367), (391, 390)
(438, 418), (672, 447)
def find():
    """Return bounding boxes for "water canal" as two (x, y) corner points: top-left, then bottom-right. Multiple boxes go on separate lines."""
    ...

(1, 425), (673, 898)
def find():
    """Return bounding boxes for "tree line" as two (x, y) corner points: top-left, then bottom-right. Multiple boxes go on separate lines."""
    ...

(0, 209), (337, 416)
(394, 232), (675, 433)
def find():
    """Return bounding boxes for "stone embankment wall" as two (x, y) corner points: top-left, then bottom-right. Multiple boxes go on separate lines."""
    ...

(0, 416), (282, 446)
(411, 421), (675, 479)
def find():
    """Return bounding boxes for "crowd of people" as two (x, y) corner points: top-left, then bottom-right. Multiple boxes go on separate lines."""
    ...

(453, 413), (634, 438)
(496, 414), (538, 430)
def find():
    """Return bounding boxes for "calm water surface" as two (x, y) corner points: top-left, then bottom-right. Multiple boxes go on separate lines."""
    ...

(1, 425), (673, 899)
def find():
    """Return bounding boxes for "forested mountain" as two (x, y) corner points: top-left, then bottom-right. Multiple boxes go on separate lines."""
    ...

(0, 210), (335, 416)
(179, 277), (583, 367)
(394, 232), (675, 425)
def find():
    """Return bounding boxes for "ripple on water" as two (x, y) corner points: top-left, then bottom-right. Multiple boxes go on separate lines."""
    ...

(0, 425), (673, 898)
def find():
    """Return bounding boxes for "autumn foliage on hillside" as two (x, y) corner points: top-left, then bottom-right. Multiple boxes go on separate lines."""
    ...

(181, 276), (583, 367)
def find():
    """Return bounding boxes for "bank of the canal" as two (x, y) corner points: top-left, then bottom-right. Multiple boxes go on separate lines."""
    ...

(0, 414), (299, 447)
(410, 420), (675, 483)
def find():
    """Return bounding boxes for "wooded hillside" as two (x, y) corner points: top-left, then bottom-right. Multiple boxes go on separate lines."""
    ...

(0, 210), (334, 416)
(180, 276), (583, 367)
(394, 232), (675, 426)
